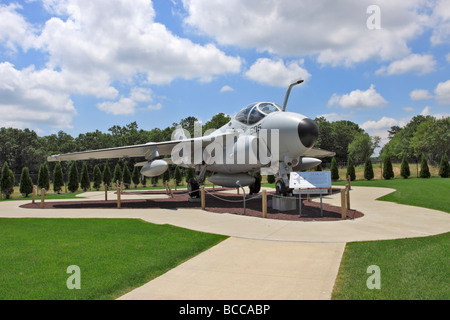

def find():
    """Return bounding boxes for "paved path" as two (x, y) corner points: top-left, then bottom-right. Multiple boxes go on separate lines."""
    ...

(1, 186), (449, 299)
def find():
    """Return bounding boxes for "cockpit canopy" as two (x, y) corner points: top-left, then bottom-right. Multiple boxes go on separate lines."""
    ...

(234, 102), (281, 125)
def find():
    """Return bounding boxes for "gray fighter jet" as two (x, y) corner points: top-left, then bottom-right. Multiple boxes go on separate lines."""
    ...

(48, 79), (334, 197)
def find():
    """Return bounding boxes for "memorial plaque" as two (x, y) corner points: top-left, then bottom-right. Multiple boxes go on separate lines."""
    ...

(289, 171), (332, 189)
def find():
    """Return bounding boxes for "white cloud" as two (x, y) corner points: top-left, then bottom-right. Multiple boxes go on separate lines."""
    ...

(183, 0), (428, 67)
(97, 98), (136, 116)
(376, 54), (436, 75)
(402, 106), (415, 112)
(0, 62), (76, 130)
(410, 89), (432, 100)
(361, 116), (404, 149)
(147, 103), (163, 111)
(315, 112), (354, 122)
(0, 3), (37, 52)
(429, 0), (450, 45)
(0, 0), (243, 130)
(420, 106), (432, 116)
(420, 106), (450, 119)
(220, 85), (234, 93)
(434, 79), (450, 104)
(328, 84), (387, 109)
(245, 58), (311, 87)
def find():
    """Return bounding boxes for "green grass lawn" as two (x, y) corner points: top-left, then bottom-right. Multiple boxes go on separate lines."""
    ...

(332, 177), (449, 299)
(332, 232), (449, 300)
(333, 177), (450, 213)
(0, 218), (227, 300)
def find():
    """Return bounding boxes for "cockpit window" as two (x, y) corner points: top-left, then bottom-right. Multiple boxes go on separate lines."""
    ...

(235, 102), (281, 125)
(248, 107), (264, 125)
(259, 103), (281, 115)
(235, 103), (256, 123)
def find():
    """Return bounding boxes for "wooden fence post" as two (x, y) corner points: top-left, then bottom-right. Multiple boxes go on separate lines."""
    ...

(32, 185), (36, 204)
(346, 185), (351, 211)
(341, 188), (347, 220)
(116, 180), (121, 209)
(262, 189), (267, 218)
(201, 186), (205, 210)
(40, 188), (45, 209)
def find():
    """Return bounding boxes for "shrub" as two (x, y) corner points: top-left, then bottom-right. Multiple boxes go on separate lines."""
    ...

(38, 163), (50, 191)
(420, 154), (431, 178)
(174, 166), (182, 186)
(93, 164), (102, 191)
(123, 162), (131, 189)
(113, 163), (122, 185)
(400, 154), (410, 179)
(132, 166), (140, 188)
(383, 156), (394, 180)
(346, 156), (356, 181)
(103, 161), (112, 187)
(80, 162), (91, 191)
(330, 157), (339, 181)
(53, 162), (65, 193)
(363, 157), (374, 181)
(68, 162), (79, 193)
(20, 167), (34, 197)
(439, 154), (449, 178)
(1, 162), (14, 199)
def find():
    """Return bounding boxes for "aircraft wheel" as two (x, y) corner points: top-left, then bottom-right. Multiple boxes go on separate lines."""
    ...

(249, 176), (261, 195)
(187, 178), (200, 198)
(275, 179), (287, 196)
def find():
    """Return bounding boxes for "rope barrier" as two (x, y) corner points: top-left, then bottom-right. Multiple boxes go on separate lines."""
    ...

(204, 188), (262, 203)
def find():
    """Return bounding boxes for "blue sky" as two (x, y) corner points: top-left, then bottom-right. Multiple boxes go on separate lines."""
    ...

(0, 0), (449, 150)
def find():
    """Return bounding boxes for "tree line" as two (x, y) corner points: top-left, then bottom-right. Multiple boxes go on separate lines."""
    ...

(0, 113), (448, 198)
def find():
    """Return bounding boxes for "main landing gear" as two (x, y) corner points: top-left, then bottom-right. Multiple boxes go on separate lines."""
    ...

(249, 176), (261, 195)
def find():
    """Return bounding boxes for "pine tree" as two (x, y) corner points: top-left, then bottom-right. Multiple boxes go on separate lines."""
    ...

(38, 162), (50, 191)
(383, 156), (394, 180)
(53, 162), (65, 193)
(93, 164), (103, 191)
(113, 163), (122, 185)
(439, 153), (449, 178)
(185, 168), (194, 181)
(174, 166), (182, 186)
(80, 162), (91, 191)
(346, 156), (356, 181)
(103, 161), (112, 188)
(162, 169), (170, 184)
(141, 175), (147, 187)
(122, 162), (131, 189)
(132, 166), (140, 188)
(400, 154), (410, 179)
(330, 157), (339, 181)
(363, 157), (374, 180)
(420, 154), (431, 178)
(19, 167), (34, 197)
(1, 162), (14, 199)
(68, 162), (79, 193)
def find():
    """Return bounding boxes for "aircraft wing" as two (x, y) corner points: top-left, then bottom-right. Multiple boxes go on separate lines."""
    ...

(47, 132), (236, 162)
(302, 147), (336, 158)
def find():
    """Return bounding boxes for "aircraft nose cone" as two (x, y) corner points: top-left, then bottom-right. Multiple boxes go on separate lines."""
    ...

(298, 118), (319, 148)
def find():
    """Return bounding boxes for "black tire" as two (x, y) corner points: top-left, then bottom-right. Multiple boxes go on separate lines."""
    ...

(249, 176), (261, 195)
(187, 178), (200, 198)
(275, 179), (287, 196)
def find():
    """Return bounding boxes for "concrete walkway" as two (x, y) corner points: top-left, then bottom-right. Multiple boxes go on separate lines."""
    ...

(1, 186), (449, 300)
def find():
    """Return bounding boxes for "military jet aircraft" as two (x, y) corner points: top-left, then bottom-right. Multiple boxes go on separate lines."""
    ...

(48, 79), (334, 197)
